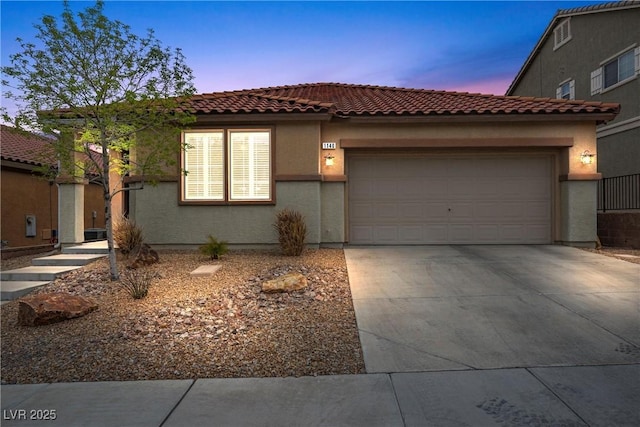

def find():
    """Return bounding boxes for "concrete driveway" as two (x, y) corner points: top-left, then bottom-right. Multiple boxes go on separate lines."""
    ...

(345, 245), (640, 373)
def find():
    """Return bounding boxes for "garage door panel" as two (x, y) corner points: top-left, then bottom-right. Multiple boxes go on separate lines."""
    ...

(475, 202), (523, 219)
(375, 181), (397, 197)
(349, 156), (551, 244)
(499, 225), (526, 241)
(401, 203), (424, 219)
(374, 226), (400, 242)
(377, 203), (399, 219)
(350, 226), (374, 243)
(526, 225), (551, 242)
(526, 201), (552, 220)
(424, 203), (449, 218)
(350, 202), (375, 220)
(450, 225), (475, 242)
(476, 225), (499, 241)
(449, 203), (474, 220)
(425, 225), (449, 242)
(398, 226), (425, 242)
(423, 180), (449, 197)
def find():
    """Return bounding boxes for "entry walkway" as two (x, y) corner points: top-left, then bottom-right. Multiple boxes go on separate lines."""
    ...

(1, 242), (107, 301)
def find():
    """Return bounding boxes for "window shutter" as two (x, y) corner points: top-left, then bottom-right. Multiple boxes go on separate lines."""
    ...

(184, 134), (204, 199)
(635, 46), (640, 74)
(556, 86), (562, 99)
(591, 68), (602, 95)
(183, 132), (224, 200)
(229, 131), (270, 201)
(569, 80), (575, 100)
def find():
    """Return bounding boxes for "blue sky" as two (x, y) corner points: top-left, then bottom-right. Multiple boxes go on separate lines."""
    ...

(1, 0), (601, 105)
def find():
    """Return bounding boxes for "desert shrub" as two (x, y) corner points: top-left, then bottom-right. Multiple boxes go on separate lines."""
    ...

(274, 208), (307, 256)
(119, 269), (154, 299)
(113, 215), (144, 255)
(199, 235), (229, 260)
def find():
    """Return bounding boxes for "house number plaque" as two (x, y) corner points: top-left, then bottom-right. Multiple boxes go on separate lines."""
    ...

(322, 142), (337, 149)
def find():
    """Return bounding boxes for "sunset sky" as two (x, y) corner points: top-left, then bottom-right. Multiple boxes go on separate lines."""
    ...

(1, 0), (601, 105)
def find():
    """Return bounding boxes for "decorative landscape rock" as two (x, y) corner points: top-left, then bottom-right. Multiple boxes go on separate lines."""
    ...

(17, 293), (98, 326)
(261, 272), (308, 293)
(128, 243), (160, 269)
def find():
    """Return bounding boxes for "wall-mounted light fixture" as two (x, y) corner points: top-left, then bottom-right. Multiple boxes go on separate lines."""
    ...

(580, 150), (595, 165)
(324, 154), (335, 166)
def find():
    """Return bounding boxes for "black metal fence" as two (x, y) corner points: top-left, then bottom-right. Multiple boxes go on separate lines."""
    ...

(598, 173), (640, 211)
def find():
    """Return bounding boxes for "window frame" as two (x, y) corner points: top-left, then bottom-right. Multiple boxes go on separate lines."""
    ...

(603, 49), (635, 89)
(553, 18), (571, 50)
(592, 45), (640, 95)
(556, 78), (575, 100)
(180, 127), (274, 205)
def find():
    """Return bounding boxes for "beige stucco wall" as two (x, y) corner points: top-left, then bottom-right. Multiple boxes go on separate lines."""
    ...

(275, 122), (321, 175)
(122, 118), (602, 247)
(320, 121), (598, 176)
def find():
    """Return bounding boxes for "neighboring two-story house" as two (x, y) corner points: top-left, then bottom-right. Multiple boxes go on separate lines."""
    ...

(506, 0), (640, 179)
(506, 1), (640, 248)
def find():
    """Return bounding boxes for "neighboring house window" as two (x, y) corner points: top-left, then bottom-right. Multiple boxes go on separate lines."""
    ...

(591, 46), (640, 94)
(556, 79), (575, 100)
(182, 129), (272, 203)
(553, 18), (571, 50)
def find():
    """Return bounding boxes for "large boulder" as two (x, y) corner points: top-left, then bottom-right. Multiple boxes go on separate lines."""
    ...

(18, 293), (98, 326)
(128, 243), (159, 269)
(261, 272), (308, 293)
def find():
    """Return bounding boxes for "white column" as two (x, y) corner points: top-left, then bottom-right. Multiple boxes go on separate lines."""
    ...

(57, 180), (85, 246)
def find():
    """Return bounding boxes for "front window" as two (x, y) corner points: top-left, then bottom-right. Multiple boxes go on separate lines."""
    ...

(604, 49), (635, 89)
(182, 129), (272, 203)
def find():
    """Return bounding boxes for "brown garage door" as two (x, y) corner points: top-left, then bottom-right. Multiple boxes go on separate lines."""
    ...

(348, 155), (552, 244)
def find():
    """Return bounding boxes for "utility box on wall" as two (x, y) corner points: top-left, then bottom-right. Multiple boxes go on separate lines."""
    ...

(25, 214), (36, 237)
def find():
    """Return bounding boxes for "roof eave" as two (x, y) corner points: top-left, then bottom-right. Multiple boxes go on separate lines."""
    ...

(343, 112), (619, 124)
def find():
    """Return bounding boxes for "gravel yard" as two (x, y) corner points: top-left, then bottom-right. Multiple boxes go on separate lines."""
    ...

(1, 249), (365, 384)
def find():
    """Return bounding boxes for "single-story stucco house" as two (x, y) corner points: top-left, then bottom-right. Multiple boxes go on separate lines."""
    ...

(59, 83), (620, 248)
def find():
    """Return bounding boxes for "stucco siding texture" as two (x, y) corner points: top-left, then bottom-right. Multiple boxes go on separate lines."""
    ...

(130, 181), (333, 246)
(597, 129), (640, 177)
(560, 180), (598, 245)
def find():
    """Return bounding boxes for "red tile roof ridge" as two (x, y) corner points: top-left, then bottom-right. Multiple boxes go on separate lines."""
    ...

(239, 82), (615, 105)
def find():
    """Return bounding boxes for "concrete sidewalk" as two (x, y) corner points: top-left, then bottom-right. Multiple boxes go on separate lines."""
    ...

(2, 364), (639, 426)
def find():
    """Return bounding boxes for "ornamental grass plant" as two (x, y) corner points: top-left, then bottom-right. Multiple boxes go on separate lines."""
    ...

(274, 208), (307, 256)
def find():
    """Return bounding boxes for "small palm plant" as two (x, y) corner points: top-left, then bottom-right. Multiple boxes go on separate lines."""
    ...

(199, 235), (229, 260)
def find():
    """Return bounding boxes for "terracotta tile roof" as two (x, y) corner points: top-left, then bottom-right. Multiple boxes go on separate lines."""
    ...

(0, 125), (56, 166)
(188, 83), (620, 120)
(1, 125), (103, 176)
